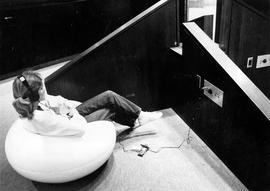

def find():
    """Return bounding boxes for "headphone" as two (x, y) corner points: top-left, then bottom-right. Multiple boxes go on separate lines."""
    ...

(17, 75), (40, 102)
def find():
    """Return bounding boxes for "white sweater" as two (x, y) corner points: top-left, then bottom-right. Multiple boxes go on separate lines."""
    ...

(24, 95), (87, 137)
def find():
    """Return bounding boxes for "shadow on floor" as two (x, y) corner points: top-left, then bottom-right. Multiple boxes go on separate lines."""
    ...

(32, 155), (115, 191)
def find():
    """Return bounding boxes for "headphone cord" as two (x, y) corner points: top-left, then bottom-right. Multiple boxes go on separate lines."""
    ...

(118, 96), (201, 155)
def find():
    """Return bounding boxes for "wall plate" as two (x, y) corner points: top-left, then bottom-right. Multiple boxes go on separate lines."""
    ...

(247, 57), (253, 68)
(203, 79), (224, 107)
(256, 54), (270, 68)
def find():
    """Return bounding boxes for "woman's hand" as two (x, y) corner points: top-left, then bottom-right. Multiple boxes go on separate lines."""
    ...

(51, 103), (81, 120)
(58, 104), (69, 114)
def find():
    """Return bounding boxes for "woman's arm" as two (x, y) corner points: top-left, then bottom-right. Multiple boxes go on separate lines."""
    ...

(33, 110), (87, 137)
(46, 95), (81, 108)
(65, 100), (82, 108)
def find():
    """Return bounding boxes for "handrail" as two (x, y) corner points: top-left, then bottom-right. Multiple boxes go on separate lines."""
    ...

(183, 22), (270, 121)
(46, 0), (169, 82)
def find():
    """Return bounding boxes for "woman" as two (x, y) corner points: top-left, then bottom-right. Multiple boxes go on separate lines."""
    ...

(12, 71), (162, 137)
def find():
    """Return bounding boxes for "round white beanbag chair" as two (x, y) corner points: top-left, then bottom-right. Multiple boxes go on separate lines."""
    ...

(5, 119), (116, 183)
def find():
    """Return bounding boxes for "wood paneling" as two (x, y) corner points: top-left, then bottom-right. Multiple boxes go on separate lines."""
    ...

(217, 0), (270, 100)
(181, 22), (270, 190)
(236, 0), (270, 18)
(217, 0), (233, 52)
(228, 1), (270, 99)
(0, 0), (159, 78)
(46, 0), (177, 110)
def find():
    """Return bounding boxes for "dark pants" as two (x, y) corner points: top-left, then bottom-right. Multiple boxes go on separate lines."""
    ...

(76, 90), (141, 127)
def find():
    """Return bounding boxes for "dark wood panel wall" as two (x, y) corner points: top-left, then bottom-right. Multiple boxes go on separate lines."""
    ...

(217, 0), (270, 99)
(181, 23), (270, 190)
(216, 0), (232, 52)
(237, 0), (270, 18)
(229, 1), (270, 99)
(0, 0), (158, 78)
(46, 0), (178, 110)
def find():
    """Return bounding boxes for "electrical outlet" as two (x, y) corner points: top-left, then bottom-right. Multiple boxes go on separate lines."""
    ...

(256, 54), (270, 68)
(247, 57), (253, 68)
(203, 79), (224, 107)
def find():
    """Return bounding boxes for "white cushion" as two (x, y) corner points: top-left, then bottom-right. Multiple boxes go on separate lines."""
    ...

(5, 119), (116, 183)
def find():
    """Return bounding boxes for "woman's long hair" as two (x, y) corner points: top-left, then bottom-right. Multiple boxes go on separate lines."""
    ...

(12, 71), (43, 119)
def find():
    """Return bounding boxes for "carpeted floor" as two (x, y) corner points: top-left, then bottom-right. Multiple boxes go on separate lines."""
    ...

(1, 106), (247, 191)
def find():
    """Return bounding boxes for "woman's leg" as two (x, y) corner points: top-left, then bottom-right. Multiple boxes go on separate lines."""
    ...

(76, 90), (141, 126)
(82, 108), (114, 123)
